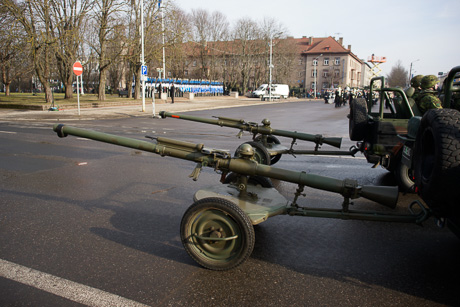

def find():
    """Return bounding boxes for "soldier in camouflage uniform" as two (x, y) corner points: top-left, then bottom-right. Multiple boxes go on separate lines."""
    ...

(410, 74), (424, 102)
(418, 75), (443, 114)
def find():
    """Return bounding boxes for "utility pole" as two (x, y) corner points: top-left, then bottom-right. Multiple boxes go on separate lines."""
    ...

(314, 54), (322, 99)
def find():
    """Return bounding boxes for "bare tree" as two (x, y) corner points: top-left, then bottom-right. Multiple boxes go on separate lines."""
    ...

(189, 9), (212, 79)
(50, 0), (93, 99)
(273, 38), (296, 85)
(387, 60), (408, 88)
(231, 17), (262, 94)
(164, 5), (189, 79)
(3, 0), (58, 104)
(0, 6), (33, 95)
(258, 17), (289, 86)
(89, 0), (126, 101)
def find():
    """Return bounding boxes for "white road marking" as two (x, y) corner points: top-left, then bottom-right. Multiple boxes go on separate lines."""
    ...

(0, 259), (151, 307)
(0, 131), (17, 134)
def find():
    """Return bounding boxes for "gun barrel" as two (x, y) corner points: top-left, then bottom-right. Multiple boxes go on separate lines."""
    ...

(53, 124), (209, 164)
(53, 124), (397, 207)
(159, 111), (342, 148)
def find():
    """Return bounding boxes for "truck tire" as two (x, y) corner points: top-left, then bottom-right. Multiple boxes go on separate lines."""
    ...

(413, 109), (460, 216)
(349, 98), (368, 141)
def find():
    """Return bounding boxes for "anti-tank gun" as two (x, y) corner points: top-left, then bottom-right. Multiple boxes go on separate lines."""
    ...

(159, 111), (359, 165)
(53, 124), (432, 270)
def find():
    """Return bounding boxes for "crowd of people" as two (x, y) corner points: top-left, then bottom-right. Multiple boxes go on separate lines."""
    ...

(323, 87), (368, 108)
(321, 73), (459, 114)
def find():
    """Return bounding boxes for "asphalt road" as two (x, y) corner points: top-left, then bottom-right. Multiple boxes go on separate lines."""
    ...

(1, 100), (459, 306)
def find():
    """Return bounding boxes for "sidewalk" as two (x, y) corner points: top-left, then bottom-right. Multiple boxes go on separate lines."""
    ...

(0, 96), (306, 121)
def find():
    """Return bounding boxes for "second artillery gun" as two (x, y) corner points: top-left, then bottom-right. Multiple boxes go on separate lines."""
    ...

(159, 111), (359, 165)
(53, 124), (432, 271)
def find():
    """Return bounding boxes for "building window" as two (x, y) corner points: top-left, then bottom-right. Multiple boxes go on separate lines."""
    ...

(299, 58), (303, 65)
(313, 59), (318, 66)
(298, 71), (303, 77)
(311, 81), (316, 89)
(335, 58), (340, 65)
(193, 60), (197, 67)
(311, 70), (317, 77)
(184, 70), (188, 76)
(324, 58), (329, 66)
(334, 70), (340, 77)
(323, 70), (328, 77)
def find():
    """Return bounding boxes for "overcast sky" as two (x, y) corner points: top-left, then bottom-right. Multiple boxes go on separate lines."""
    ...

(172, 0), (459, 77)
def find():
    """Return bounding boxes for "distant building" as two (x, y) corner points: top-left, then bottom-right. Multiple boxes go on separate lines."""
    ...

(172, 36), (364, 93)
(294, 36), (363, 91)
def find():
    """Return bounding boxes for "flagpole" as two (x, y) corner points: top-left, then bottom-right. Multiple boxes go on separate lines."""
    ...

(160, 0), (166, 79)
(141, 0), (146, 112)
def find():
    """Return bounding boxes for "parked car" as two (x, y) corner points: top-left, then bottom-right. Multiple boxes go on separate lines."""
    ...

(252, 84), (289, 99)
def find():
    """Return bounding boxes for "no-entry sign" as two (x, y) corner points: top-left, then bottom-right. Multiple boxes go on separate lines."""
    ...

(73, 62), (83, 76)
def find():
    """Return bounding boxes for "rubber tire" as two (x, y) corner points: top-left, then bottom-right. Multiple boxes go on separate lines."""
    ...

(180, 197), (255, 270)
(235, 141), (271, 165)
(254, 135), (282, 165)
(222, 172), (273, 188)
(349, 98), (369, 141)
(413, 108), (460, 215)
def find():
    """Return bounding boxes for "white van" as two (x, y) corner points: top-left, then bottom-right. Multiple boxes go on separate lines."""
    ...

(253, 84), (289, 99)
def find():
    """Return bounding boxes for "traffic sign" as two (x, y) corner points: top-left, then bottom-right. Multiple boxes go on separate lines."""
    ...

(141, 65), (147, 75)
(73, 62), (83, 76)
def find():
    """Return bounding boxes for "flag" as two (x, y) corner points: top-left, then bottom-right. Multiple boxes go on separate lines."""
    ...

(158, 0), (161, 8)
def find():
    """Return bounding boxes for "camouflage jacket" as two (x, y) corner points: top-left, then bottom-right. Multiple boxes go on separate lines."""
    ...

(419, 90), (442, 114)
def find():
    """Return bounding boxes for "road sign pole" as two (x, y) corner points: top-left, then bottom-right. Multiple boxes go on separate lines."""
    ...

(77, 75), (80, 116)
(72, 61), (83, 116)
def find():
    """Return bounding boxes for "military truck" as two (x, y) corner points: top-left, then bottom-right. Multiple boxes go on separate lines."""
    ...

(348, 76), (421, 191)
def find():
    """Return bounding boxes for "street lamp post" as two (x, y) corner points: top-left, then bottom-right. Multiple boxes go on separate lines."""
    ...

(269, 37), (273, 101)
(408, 59), (420, 85)
(313, 54), (323, 99)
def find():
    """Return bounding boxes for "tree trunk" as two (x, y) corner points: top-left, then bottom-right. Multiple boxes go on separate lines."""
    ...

(98, 68), (106, 101)
(5, 82), (11, 96)
(64, 73), (73, 98)
(134, 65), (141, 99)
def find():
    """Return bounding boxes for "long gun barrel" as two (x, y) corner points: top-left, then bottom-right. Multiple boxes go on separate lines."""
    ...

(159, 111), (342, 149)
(53, 124), (397, 208)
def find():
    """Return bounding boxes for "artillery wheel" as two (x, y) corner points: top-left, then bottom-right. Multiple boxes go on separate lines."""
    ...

(254, 135), (282, 164)
(235, 141), (271, 165)
(349, 98), (368, 141)
(180, 197), (255, 270)
(222, 172), (273, 188)
(413, 109), (460, 215)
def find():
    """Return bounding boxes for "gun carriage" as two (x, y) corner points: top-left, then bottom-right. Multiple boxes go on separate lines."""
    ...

(53, 124), (432, 270)
(159, 111), (359, 165)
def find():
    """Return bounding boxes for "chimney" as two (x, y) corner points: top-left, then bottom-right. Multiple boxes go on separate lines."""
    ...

(338, 37), (343, 45)
(302, 36), (306, 38)
(348, 45), (351, 51)
(309, 36), (314, 45)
